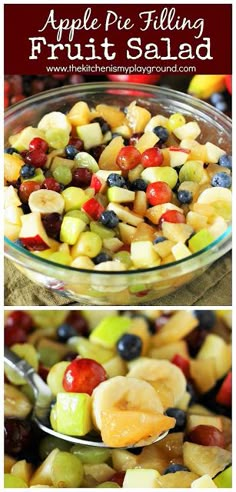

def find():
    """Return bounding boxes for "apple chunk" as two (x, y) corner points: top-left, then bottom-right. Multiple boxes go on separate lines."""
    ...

(19, 212), (52, 251)
(54, 393), (92, 436)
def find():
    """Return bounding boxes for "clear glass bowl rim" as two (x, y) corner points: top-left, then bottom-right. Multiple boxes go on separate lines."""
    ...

(4, 81), (232, 277)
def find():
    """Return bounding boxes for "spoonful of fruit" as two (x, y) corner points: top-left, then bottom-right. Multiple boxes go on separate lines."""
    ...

(4, 347), (174, 448)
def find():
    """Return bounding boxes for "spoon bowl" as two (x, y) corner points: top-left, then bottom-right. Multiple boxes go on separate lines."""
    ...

(4, 347), (169, 448)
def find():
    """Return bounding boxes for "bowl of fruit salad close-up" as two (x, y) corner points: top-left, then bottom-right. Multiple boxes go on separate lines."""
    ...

(4, 83), (232, 305)
(4, 309), (232, 488)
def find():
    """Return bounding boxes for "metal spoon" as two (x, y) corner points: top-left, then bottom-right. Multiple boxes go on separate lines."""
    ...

(4, 347), (168, 448)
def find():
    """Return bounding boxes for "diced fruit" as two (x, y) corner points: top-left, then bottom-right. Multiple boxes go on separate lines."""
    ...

(172, 242), (191, 260)
(19, 212), (52, 251)
(152, 311), (198, 347)
(213, 466), (232, 488)
(135, 132), (159, 153)
(155, 471), (199, 488)
(9, 126), (46, 152)
(52, 392), (92, 436)
(63, 358), (107, 394)
(168, 113), (186, 131)
(190, 359), (217, 393)
(4, 185), (21, 208)
(4, 474), (28, 488)
(30, 448), (59, 486)
(28, 189), (65, 215)
(196, 334), (231, 379)
(188, 424), (225, 448)
(141, 166), (178, 189)
(90, 316), (131, 349)
(76, 122), (103, 150)
(160, 210), (186, 224)
(107, 203), (143, 226)
(51, 451), (84, 488)
(47, 361), (70, 396)
(188, 229), (214, 253)
(60, 216), (86, 245)
(4, 153), (23, 181)
(173, 122), (201, 140)
(145, 114), (169, 132)
(71, 231), (102, 258)
(98, 137), (123, 170)
(169, 147), (190, 167)
(118, 223), (136, 244)
(179, 160), (204, 183)
(171, 354), (190, 378)
(205, 142), (226, 163)
(216, 372), (232, 407)
(133, 191), (148, 216)
(4, 383), (32, 418)
(146, 203), (183, 225)
(130, 241), (160, 268)
(183, 442), (231, 478)
(191, 474), (217, 488)
(67, 101), (91, 126)
(108, 186), (135, 203)
(126, 102), (151, 133)
(82, 198), (105, 220)
(5, 205), (23, 226)
(11, 460), (34, 486)
(74, 151), (99, 173)
(95, 104), (125, 128)
(162, 222), (193, 243)
(45, 128), (70, 150)
(132, 222), (155, 243)
(116, 146), (141, 171)
(146, 182), (172, 206)
(123, 469), (160, 488)
(197, 187), (231, 204)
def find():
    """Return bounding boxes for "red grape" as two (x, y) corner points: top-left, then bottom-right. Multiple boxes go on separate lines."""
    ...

(72, 168), (92, 188)
(188, 425), (226, 448)
(4, 419), (32, 455)
(116, 146), (141, 171)
(42, 213), (62, 239)
(66, 312), (89, 337)
(5, 311), (33, 333)
(42, 177), (61, 192)
(29, 137), (48, 153)
(160, 210), (186, 224)
(110, 472), (126, 486)
(25, 150), (47, 168)
(5, 325), (27, 347)
(69, 137), (84, 151)
(63, 358), (107, 395)
(146, 181), (172, 206)
(141, 147), (163, 168)
(19, 181), (41, 203)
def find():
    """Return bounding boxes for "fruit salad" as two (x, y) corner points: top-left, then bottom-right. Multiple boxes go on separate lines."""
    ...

(4, 310), (232, 488)
(4, 99), (232, 275)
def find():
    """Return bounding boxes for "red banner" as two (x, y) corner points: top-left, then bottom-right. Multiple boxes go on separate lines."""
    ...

(4, 4), (232, 75)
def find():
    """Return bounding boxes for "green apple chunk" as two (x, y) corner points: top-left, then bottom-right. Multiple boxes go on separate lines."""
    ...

(4, 474), (28, 488)
(107, 187), (135, 203)
(60, 216), (86, 245)
(90, 221), (115, 239)
(188, 229), (214, 253)
(9, 126), (45, 152)
(141, 166), (178, 189)
(62, 187), (86, 212)
(76, 122), (103, 150)
(68, 336), (115, 364)
(55, 393), (92, 436)
(90, 316), (131, 349)
(130, 241), (160, 268)
(74, 152), (99, 172)
(123, 469), (160, 488)
(214, 466), (232, 488)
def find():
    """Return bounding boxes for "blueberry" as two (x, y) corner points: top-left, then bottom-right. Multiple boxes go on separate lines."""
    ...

(211, 172), (232, 188)
(186, 381), (197, 405)
(93, 252), (112, 265)
(117, 334), (143, 361)
(210, 92), (224, 105)
(193, 310), (216, 330)
(20, 164), (35, 179)
(57, 323), (78, 342)
(4, 147), (19, 154)
(165, 408), (186, 432)
(215, 101), (227, 112)
(177, 189), (193, 204)
(65, 145), (78, 159)
(99, 210), (119, 229)
(107, 173), (127, 188)
(218, 154), (232, 170)
(129, 179), (147, 191)
(91, 117), (111, 134)
(152, 126), (169, 143)
(153, 236), (167, 244)
(163, 464), (189, 475)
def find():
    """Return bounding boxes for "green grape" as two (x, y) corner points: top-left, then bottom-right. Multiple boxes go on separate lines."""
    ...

(97, 482), (120, 488)
(47, 361), (69, 395)
(62, 187), (86, 212)
(71, 444), (111, 465)
(38, 346), (61, 367)
(45, 128), (70, 149)
(29, 310), (67, 329)
(179, 160), (204, 183)
(168, 112), (186, 131)
(68, 336), (114, 364)
(75, 231), (102, 258)
(39, 435), (71, 460)
(4, 343), (39, 385)
(49, 251), (72, 266)
(113, 251), (132, 268)
(66, 209), (90, 224)
(90, 221), (115, 239)
(51, 451), (84, 487)
(53, 165), (72, 185)
(74, 151), (99, 172)
(4, 474), (27, 488)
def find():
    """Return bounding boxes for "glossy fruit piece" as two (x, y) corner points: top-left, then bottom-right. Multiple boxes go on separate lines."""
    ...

(196, 334), (231, 379)
(29, 137), (48, 153)
(117, 334), (143, 361)
(30, 448), (59, 486)
(71, 231), (102, 258)
(51, 451), (84, 487)
(168, 113), (186, 131)
(216, 372), (232, 407)
(188, 425), (225, 448)
(155, 471), (200, 488)
(90, 315), (131, 349)
(4, 153), (23, 181)
(53, 392), (92, 436)
(141, 147), (163, 168)
(116, 146), (141, 171)
(141, 166), (178, 189)
(191, 474), (218, 488)
(63, 357), (107, 395)
(71, 444), (110, 465)
(4, 383), (32, 418)
(69, 336), (114, 364)
(160, 210), (186, 224)
(19, 181), (41, 203)
(123, 468), (160, 488)
(4, 418), (31, 455)
(135, 132), (159, 153)
(68, 101), (91, 126)
(213, 465), (232, 488)
(19, 212), (52, 251)
(91, 175), (103, 193)
(42, 213), (62, 240)
(152, 311), (198, 347)
(62, 186), (86, 212)
(39, 435), (71, 461)
(47, 361), (70, 395)
(98, 136), (123, 170)
(4, 474), (28, 488)
(183, 441), (231, 478)
(5, 325), (27, 347)
(146, 181), (172, 206)
(10, 459), (34, 486)
(171, 354), (190, 379)
(82, 198), (105, 220)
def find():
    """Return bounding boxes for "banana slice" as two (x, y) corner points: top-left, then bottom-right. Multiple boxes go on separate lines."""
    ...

(29, 189), (65, 215)
(37, 111), (72, 134)
(92, 376), (175, 447)
(127, 358), (186, 409)
(197, 187), (231, 204)
(4, 383), (32, 418)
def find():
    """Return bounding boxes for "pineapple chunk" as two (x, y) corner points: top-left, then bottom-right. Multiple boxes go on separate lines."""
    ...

(190, 358), (217, 393)
(191, 474), (217, 488)
(67, 101), (90, 126)
(126, 102), (151, 133)
(152, 311), (198, 347)
(205, 142), (226, 163)
(183, 442), (231, 478)
(187, 414), (223, 432)
(148, 341), (189, 360)
(135, 132), (159, 152)
(130, 241), (160, 268)
(173, 121), (201, 140)
(98, 136), (124, 170)
(118, 223), (137, 244)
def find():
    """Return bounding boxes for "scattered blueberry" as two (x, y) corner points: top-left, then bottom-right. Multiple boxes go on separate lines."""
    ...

(99, 210), (119, 229)
(215, 101), (228, 112)
(165, 408), (186, 432)
(193, 310), (216, 330)
(218, 154), (232, 170)
(152, 126), (169, 143)
(20, 164), (35, 179)
(210, 92), (224, 105)
(163, 464), (189, 475)
(57, 323), (78, 342)
(211, 172), (232, 188)
(153, 236), (167, 244)
(129, 178), (147, 191)
(177, 189), (193, 204)
(117, 334), (143, 361)
(107, 173), (127, 188)
(4, 147), (19, 154)
(91, 116), (111, 134)
(89, 145), (106, 161)
(65, 145), (78, 159)
(93, 252), (112, 264)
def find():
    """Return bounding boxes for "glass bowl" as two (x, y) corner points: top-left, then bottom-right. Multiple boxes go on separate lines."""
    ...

(4, 82), (232, 305)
